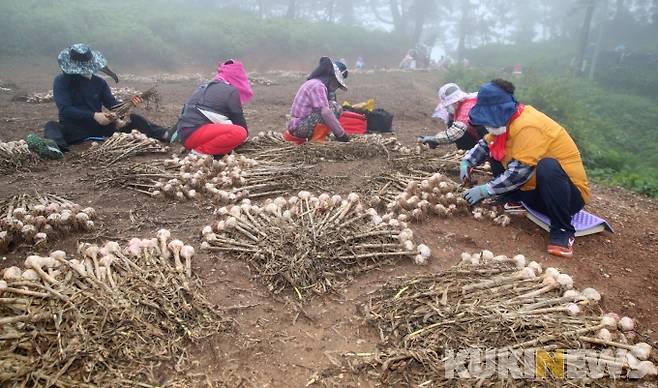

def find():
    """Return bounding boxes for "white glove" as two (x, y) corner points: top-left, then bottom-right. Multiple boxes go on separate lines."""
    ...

(93, 112), (113, 126)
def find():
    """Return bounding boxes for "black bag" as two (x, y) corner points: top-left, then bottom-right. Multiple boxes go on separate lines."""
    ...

(366, 108), (394, 133)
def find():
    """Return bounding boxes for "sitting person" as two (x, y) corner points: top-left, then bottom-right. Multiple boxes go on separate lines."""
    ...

(460, 79), (590, 258)
(174, 59), (251, 156)
(40, 43), (169, 154)
(283, 57), (350, 144)
(419, 83), (505, 177)
(419, 82), (485, 151)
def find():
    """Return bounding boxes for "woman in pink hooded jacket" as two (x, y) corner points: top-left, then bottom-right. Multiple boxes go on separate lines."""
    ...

(175, 59), (253, 156)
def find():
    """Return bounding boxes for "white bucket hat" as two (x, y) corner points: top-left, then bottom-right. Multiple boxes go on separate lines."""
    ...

(437, 83), (469, 110)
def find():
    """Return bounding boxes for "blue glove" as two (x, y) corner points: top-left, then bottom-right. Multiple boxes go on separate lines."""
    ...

(464, 185), (491, 206)
(459, 160), (472, 184)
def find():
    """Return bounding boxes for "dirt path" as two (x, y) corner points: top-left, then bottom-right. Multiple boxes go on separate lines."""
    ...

(1, 69), (657, 387)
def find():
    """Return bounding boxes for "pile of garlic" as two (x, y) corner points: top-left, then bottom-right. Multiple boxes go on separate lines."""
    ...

(459, 250), (656, 377)
(371, 173), (511, 227)
(377, 173), (469, 222)
(80, 130), (168, 166)
(471, 206), (511, 227)
(1, 230), (194, 290)
(152, 153), (259, 202)
(0, 195), (96, 252)
(203, 191), (431, 267)
(0, 139), (38, 173)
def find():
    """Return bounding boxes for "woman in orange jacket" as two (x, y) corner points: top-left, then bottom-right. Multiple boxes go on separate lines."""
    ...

(460, 79), (589, 258)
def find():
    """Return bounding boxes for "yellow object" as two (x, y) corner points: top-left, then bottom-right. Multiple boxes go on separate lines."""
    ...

(342, 98), (375, 112)
(494, 105), (590, 202)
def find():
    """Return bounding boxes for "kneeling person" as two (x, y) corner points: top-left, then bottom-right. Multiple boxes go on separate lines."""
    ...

(460, 79), (590, 258)
(42, 43), (169, 153)
(284, 57), (350, 144)
(175, 59), (252, 156)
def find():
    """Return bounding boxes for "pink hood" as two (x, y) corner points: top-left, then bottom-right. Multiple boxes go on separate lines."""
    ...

(214, 60), (253, 105)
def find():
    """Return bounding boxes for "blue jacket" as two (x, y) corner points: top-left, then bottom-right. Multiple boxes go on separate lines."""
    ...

(53, 74), (119, 124)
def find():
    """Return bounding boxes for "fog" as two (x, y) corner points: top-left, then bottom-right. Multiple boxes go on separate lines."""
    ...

(1, 0), (656, 73)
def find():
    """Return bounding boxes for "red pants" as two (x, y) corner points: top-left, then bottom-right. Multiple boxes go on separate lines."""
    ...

(184, 124), (247, 155)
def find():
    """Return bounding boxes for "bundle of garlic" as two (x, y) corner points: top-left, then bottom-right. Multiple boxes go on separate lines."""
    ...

(202, 191), (429, 300)
(0, 139), (38, 174)
(0, 233), (229, 387)
(0, 193), (95, 252)
(471, 205), (512, 227)
(371, 172), (470, 222)
(101, 153), (317, 203)
(238, 131), (408, 163)
(437, 149), (491, 172)
(78, 130), (168, 167)
(320, 251), (655, 386)
(110, 85), (160, 117)
(395, 147), (492, 177)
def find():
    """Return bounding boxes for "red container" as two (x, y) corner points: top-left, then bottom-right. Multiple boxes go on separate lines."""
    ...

(339, 111), (367, 135)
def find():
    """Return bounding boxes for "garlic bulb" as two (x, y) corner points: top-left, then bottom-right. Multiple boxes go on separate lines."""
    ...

(527, 261), (543, 275)
(417, 244), (431, 259)
(581, 288), (601, 302)
(512, 255), (526, 268)
(618, 316), (635, 332)
(414, 254), (428, 265)
(563, 290), (581, 299)
(544, 267), (560, 280)
(631, 343), (652, 360)
(481, 250), (494, 261)
(555, 274), (573, 289)
(600, 314), (618, 329)
(565, 303), (581, 316)
(597, 328), (613, 341)
(634, 361), (657, 377)
(2, 266), (22, 281)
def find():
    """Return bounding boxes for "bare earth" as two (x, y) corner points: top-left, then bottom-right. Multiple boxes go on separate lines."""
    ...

(1, 68), (657, 387)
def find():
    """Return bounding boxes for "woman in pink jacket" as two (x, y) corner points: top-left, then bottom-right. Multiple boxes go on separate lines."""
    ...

(419, 83), (487, 151)
(175, 60), (253, 156)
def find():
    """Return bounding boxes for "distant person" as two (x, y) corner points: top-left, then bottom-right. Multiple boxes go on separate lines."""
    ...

(283, 57), (350, 144)
(37, 43), (169, 156)
(460, 79), (590, 258)
(173, 59), (252, 156)
(437, 55), (449, 69)
(355, 56), (365, 70)
(399, 50), (417, 70)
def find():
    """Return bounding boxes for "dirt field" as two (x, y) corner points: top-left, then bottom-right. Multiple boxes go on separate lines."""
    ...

(1, 67), (657, 387)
